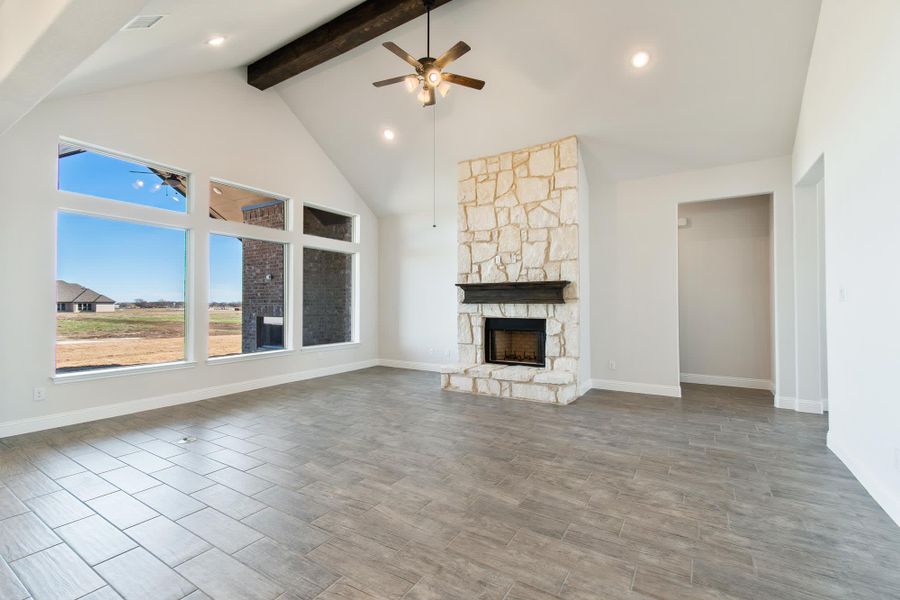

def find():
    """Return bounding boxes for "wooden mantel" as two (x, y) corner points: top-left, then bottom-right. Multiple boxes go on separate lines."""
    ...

(455, 281), (570, 304)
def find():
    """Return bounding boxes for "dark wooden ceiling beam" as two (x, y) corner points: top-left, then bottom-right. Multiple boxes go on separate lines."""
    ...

(247, 0), (455, 91)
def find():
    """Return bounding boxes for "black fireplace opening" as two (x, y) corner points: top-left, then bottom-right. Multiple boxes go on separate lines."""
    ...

(256, 316), (284, 349)
(484, 318), (546, 367)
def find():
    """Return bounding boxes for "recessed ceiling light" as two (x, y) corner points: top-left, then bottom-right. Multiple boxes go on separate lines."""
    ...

(207, 36), (226, 47)
(212, 186), (223, 195)
(631, 51), (651, 69)
(382, 129), (396, 141)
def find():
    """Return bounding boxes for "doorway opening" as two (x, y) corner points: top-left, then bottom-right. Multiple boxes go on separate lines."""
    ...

(793, 157), (828, 413)
(677, 195), (774, 395)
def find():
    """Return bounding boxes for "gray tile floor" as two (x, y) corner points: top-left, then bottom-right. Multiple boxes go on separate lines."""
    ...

(1, 367), (898, 599)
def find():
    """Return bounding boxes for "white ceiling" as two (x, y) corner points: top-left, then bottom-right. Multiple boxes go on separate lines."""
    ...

(52, 0), (361, 97)
(0, 0), (144, 134)
(56, 0), (822, 216)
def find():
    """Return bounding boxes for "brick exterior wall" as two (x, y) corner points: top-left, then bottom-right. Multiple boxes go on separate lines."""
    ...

(303, 206), (352, 241)
(242, 202), (285, 353)
(302, 248), (352, 346)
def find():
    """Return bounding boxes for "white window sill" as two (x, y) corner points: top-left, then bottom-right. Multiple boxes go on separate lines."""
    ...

(300, 341), (360, 353)
(207, 348), (294, 365)
(52, 361), (197, 384)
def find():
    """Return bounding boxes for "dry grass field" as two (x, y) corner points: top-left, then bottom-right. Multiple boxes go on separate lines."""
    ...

(56, 308), (242, 371)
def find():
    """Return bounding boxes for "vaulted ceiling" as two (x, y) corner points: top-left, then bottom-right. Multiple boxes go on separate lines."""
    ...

(53, 0), (822, 216)
(51, 0), (362, 97)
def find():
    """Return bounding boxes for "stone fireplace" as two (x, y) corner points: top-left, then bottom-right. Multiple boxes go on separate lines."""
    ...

(441, 136), (589, 404)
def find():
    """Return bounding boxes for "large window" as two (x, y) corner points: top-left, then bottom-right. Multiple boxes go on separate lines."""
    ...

(54, 139), (363, 377)
(55, 142), (190, 376)
(58, 142), (187, 212)
(209, 234), (286, 358)
(301, 205), (357, 348)
(209, 180), (286, 231)
(304, 205), (353, 241)
(302, 248), (353, 346)
(56, 213), (187, 373)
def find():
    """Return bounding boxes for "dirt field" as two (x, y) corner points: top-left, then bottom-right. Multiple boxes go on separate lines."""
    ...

(56, 308), (243, 371)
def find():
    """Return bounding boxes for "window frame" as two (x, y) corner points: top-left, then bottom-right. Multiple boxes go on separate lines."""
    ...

(51, 139), (364, 381)
(302, 201), (359, 244)
(206, 178), (293, 365)
(208, 178), (292, 234)
(207, 230), (292, 363)
(54, 209), (193, 380)
(300, 201), (360, 350)
(57, 138), (191, 214)
(53, 138), (195, 382)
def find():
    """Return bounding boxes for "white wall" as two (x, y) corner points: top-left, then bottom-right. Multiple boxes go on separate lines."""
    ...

(677, 195), (772, 387)
(378, 207), (457, 369)
(577, 149), (592, 393)
(589, 157), (795, 399)
(793, 0), (900, 525)
(378, 141), (594, 385)
(0, 69), (379, 434)
(379, 154), (796, 403)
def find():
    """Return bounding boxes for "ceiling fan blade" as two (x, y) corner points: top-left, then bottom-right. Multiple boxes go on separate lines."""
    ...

(383, 42), (422, 69)
(443, 73), (485, 90)
(435, 41), (470, 69)
(424, 86), (435, 106)
(372, 75), (413, 88)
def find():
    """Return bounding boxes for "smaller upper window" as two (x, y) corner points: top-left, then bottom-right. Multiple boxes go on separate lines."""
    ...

(209, 181), (286, 231)
(303, 206), (353, 242)
(58, 142), (187, 212)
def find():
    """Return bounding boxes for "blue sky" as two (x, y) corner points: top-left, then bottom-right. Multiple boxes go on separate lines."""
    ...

(58, 150), (242, 303)
(209, 235), (242, 302)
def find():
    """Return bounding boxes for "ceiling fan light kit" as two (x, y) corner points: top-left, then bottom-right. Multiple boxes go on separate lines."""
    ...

(372, 0), (485, 107)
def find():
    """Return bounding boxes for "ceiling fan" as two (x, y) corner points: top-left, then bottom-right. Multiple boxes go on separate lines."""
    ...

(372, 0), (485, 107)
(129, 169), (185, 201)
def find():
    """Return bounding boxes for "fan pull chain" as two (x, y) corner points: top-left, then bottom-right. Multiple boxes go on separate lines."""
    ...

(432, 102), (437, 228)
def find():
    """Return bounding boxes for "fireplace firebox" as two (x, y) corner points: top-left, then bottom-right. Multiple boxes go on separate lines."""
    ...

(484, 318), (546, 367)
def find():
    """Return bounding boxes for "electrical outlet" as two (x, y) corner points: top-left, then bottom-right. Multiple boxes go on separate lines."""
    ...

(608, 360), (617, 371)
(33, 387), (47, 402)
(839, 287), (848, 302)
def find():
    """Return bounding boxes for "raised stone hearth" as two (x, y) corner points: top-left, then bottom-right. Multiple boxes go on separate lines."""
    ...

(442, 136), (588, 405)
(441, 363), (577, 404)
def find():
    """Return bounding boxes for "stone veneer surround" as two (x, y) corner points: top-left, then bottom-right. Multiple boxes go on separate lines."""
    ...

(442, 136), (583, 404)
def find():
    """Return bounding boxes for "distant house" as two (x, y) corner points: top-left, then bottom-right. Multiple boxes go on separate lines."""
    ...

(56, 280), (115, 313)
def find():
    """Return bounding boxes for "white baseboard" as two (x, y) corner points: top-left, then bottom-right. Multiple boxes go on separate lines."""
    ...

(774, 395), (796, 410)
(775, 395), (826, 414)
(0, 359), (379, 439)
(376, 359), (442, 372)
(796, 398), (826, 414)
(680, 373), (772, 391)
(827, 431), (900, 528)
(590, 378), (682, 398)
(578, 380), (593, 397)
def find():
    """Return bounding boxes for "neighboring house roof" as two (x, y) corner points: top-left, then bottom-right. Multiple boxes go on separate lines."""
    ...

(56, 280), (115, 304)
